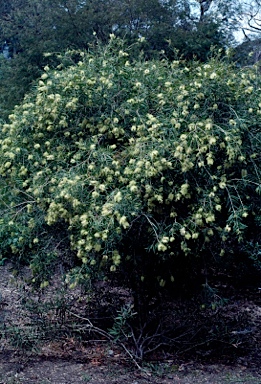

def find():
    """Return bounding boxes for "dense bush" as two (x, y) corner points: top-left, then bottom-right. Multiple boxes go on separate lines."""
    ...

(0, 37), (261, 297)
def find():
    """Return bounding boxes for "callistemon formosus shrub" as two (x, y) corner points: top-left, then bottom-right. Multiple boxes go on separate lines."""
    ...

(0, 37), (261, 288)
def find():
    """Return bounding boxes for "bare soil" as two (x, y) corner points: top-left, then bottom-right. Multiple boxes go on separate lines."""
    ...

(0, 264), (261, 384)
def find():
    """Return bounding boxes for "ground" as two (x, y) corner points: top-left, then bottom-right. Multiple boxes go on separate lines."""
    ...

(0, 264), (261, 384)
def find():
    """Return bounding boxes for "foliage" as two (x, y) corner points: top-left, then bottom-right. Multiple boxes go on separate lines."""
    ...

(109, 304), (137, 342)
(233, 38), (261, 66)
(0, 54), (42, 120)
(0, 0), (235, 117)
(0, 37), (261, 299)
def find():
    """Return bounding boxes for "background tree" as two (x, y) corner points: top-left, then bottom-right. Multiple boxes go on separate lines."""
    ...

(236, 0), (261, 38)
(0, 0), (239, 118)
(230, 1), (261, 66)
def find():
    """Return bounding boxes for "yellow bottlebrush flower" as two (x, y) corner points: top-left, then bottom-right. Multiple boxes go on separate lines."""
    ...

(102, 231), (108, 240)
(112, 250), (121, 265)
(161, 236), (169, 244)
(85, 244), (93, 252)
(209, 72), (217, 79)
(19, 166), (28, 175)
(183, 231), (191, 240)
(180, 183), (189, 196)
(180, 134), (187, 141)
(205, 121), (213, 130)
(40, 281), (49, 288)
(92, 191), (100, 198)
(209, 137), (216, 145)
(180, 227), (186, 236)
(77, 239), (85, 246)
(219, 182), (226, 189)
(225, 225), (231, 232)
(130, 185), (138, 193)
(28, 218), (36, 228)
(168, 193), (174, 201)
(245, 86), (253, 94)
(150, 150), (159, 159)
(205, 214), (215, 223)
(157, 243), (167, 252)
(199, 145), (208, 154)
(207, 156), (214, 166)
(114, 191), (122, 202)
(194, 81), (202, 88)
(101, 204), (113, 216)
(159, 279), (166, 287)
(155, 194), (163, 203)
(94, 244), (101, 252)
(118, 216), (129, 229)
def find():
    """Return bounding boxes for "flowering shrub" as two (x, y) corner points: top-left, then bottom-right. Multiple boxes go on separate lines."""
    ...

(0, 37), (261, 290)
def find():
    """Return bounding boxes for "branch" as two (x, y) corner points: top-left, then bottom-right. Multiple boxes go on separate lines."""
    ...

(242, 28), (251, 41)
(142, 213), (160, 242)
(67, 311), (150, 374)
